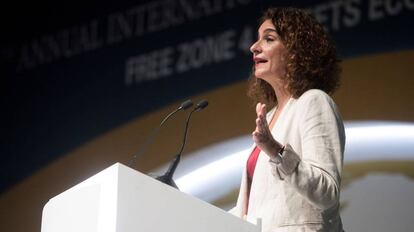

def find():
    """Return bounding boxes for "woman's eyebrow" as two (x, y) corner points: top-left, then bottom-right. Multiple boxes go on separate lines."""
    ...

(257, 28), (278, 38)
(263, 28), (277, 34)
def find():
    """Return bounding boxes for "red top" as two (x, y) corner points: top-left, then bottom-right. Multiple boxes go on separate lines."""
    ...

(247, 146), (261, 181)
(246, 146), (261, 213)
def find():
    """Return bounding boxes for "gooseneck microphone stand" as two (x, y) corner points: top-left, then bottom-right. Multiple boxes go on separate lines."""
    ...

(155, 100), (208, 189)
(127, 100), (193, 168)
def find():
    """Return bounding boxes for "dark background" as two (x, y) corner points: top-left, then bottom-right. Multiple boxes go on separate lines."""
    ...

(1, 0), (413, 195)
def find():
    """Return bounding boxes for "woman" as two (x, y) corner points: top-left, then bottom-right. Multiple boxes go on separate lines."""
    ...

(230, 7), (345, 232)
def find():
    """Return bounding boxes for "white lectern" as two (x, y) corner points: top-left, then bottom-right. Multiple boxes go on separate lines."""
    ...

(41, 163), (260, 232)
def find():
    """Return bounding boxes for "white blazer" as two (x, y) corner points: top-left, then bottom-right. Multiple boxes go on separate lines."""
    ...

(230, 89), (345, 232)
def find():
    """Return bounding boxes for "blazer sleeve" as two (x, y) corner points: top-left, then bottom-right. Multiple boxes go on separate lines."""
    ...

(269, 90), (345, 210)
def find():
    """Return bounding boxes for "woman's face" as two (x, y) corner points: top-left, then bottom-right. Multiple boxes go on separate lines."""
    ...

(250, 19), (288, 84)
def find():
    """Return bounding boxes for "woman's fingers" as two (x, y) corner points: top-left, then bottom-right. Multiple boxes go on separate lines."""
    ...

(257, 115), (268, 133)
(254, 102), (274, 146)
(256, 103), (266, 117)
(253, 103), (279, 155)
(255, 120), (268, 140)
(256, 102), (261, 115)
(260, 103), (266, 117)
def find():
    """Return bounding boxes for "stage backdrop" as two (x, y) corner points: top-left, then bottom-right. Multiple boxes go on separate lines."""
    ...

(1, 1), (413, 232)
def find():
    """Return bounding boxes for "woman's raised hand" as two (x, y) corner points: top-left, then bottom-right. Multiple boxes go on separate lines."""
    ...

(252, 103), (281, 157)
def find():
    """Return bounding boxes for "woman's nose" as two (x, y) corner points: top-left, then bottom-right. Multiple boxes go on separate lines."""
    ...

(250, 40), (261, 54)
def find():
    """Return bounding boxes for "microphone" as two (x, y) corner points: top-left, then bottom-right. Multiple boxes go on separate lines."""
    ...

(128, 99), (193, 168)
(195, 100), (208, 111)
(156, 100), (209, 188)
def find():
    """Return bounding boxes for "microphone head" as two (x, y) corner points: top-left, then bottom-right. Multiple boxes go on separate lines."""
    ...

(195, 100), (209, 111)
(179, 99), (193, 110)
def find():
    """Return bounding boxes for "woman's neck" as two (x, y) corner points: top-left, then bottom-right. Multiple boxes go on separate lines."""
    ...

(272, 82), (291, 111)
(267, 82), (291, 129)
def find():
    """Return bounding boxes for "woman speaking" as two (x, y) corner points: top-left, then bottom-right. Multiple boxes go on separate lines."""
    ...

(230, 7), (345, 232)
